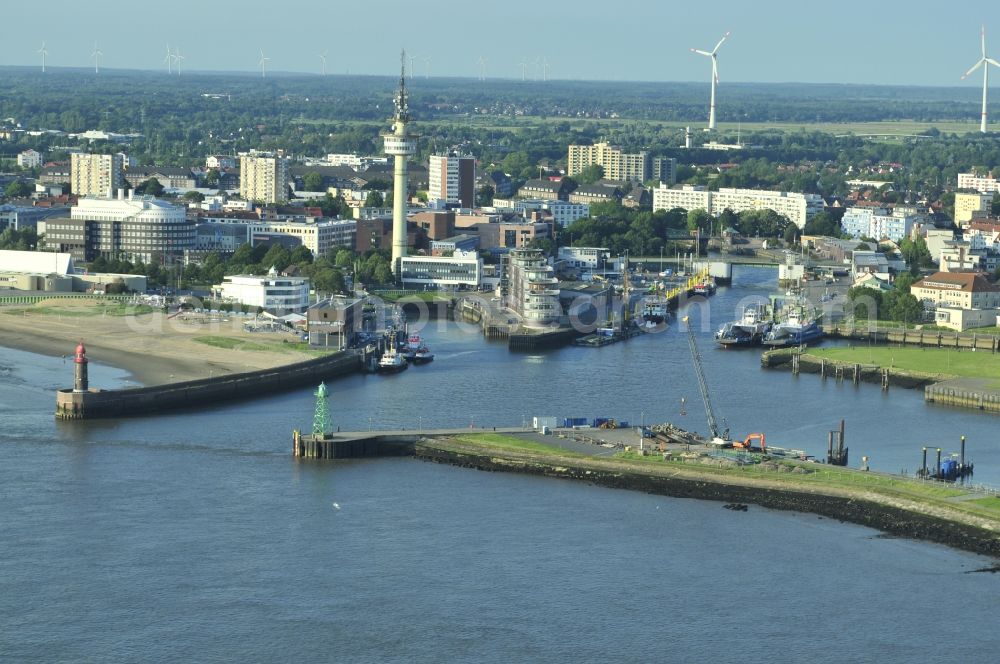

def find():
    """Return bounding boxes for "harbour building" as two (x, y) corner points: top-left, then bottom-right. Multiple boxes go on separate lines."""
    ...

(213, 267), (310, 313)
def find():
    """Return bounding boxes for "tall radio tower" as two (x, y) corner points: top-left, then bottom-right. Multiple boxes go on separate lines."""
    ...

(382, 50), (419, 276)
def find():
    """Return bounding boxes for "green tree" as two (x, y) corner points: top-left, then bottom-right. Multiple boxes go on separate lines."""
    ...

(136, 177), (164, 196)
(289, 245), (314, 265)
(686, 208), (712, 234)
(373, 262), (393, 285)
(334, 249), (354, 269)
(204, 168), (220, 187)
(303, 172), (325, 192)
(261, 244), (291, 272)
(364, 190), (384, 207)
(575, 164), (604, 185)
(182, 190), (205, 203)
(3, 179), (32, 199)
(476, 184), (494, 207)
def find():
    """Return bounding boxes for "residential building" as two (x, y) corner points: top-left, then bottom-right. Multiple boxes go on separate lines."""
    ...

(205, 155), (237, 170)
(957, 172), (1000, 194)
(427, 154), (475, 208)
(567, 142), (650, 182)
(17, 149), (42, 169)
(652, 157), (677, 185)
(124, 168), (197, 190)
(214, 267), (310, 313)
(504, 248), (561, 327)
(38, 164), (71, 186)
(954, 192), (994, 224)
(398, 252), (483, 289)
(652, 184), (823, 229)
(240, 152), (290, 204)
(410, 210), (455, 241)
(307, 296), (364, 348)
(70, 153), (124, 197)
(42, 191), (194, 263)
(517, 179), (569, 201)
(939, 241), (980, 272)
(840, 206), (916, 243)
(476, 221), (552, 249)
(912, 271), (1000, 329)
(246, 219), (356, 258)
(568, 184), (622, 205)
(513, 199), (589, 227)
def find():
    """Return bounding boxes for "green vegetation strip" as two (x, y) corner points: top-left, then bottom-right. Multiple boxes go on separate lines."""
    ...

(2, 303), (154, 317)
(807, 346), (1000, 381)
(192, 336), (328, 355)
(434, 435), (1000, 523)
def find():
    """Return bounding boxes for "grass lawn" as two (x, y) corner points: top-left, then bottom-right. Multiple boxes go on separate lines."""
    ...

(450, 433), (585, 457)
(3, 303), (154, 317)
(806, 346), (1000, 381)
(193, 336), (333, 355)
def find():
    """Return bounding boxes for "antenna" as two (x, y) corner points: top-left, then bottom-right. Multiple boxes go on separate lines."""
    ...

(318, 51), (328, 75)
(690, 31), (731, 130)
(259, 49), (270, 78)
(91, 42), (103, 75)
(38, 42), (47, 73)
(961, 24), (1000, 133)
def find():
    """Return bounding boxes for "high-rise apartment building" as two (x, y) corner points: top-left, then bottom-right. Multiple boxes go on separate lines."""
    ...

(427, 154), (475, 207)
(567, 142), (650, 182)
(240, 152), (290, 204)
(70, 153), (124, 197)
(652, 184), (824, 229)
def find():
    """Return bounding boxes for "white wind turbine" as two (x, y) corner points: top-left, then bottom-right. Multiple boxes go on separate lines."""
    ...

(423, 55), (431, 79)
(962, 25), (1000, 133)
(690, 31), (731, 130)
(38, 42), (47, 73)
(259, 49), (270, 78)
(318, 51), (328, 75)
(407, 52), (417, 78)
(174, 48), (185, 75)
(519, 59), (527, 81)
(541, 57), (549, 82)
(91, 42), (103, 74)
(165, 43), (173, 74)
(477, 55), (487, 81)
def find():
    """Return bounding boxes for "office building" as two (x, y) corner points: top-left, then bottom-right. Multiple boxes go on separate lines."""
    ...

(398, 253), (483, 289)
(214, 267), (310, 313)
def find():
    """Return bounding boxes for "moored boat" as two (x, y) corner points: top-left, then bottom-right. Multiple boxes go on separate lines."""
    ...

(762, 308), (824, 347)
(376, 347), (408, 373)
(716, 303), (772, 347)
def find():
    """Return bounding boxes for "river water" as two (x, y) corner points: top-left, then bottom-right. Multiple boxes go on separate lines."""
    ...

(2, 266), (999, 662)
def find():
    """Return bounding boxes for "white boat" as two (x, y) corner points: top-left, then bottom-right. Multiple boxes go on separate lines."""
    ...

(376, 347), (408, 373)
(412, 347), (435, 364)
(715, 303), (772, 347)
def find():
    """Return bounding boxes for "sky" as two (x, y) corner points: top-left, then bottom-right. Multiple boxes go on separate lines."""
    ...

(0, 0), (996, 87)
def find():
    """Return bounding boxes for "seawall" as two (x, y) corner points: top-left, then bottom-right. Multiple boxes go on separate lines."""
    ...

(761, 349), (937, 389)
(56, 350), (364, 420)
(411, 440), (1000, 559)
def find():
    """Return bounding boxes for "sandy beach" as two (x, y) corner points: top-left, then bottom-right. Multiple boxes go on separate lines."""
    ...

(0, 299), (321, 386)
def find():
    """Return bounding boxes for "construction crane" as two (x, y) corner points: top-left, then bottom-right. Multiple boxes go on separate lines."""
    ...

(681, 315), (729, 444)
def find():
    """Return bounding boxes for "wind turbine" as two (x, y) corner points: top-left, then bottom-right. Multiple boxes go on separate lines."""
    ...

(541, 57), (550, 82)
(318, 51), (327, 75)
(91, 42), (103, 74)
(165, 43), (172, 74)
(690, 31), (731, 130)
(962, 25), (1000, 133)
(174, 48), (185, 76)
(407, 52), (417, 78)
(519, 59), (527, 81)
(259, 49), (270, 78)
(532, 57), (541, 81)
(38, 42), (47, 73)
(423, 55), (431, 79)
(477, 55), (487, 81)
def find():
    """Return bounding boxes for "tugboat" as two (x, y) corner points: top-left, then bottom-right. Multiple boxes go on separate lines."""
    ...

(716, 303), (772, 347)
(376, 347), (408, 373)
(762, 307), (824, 347)
(642, 295), (670, 326)
(412, 346), (435, 364)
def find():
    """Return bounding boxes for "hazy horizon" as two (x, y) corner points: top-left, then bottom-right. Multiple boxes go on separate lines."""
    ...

(1, 0), (996, 88)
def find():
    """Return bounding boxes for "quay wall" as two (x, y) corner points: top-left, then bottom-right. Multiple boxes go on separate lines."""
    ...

(761, 350), (936, 389)
(412, 442), (1000, 559)
(825, 325), (1000, 352)
(56, 350), (364, 420)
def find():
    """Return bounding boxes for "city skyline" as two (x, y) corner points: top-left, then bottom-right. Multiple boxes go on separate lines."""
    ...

(0, 0), (996, 87)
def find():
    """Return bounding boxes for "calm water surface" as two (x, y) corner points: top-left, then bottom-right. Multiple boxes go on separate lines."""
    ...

(2, 267), (999, 662)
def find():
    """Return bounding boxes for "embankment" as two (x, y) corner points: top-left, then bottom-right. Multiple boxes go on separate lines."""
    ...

(413, 438), (1000, 558)
(761, 349), (938, 389)
(57, 350), (363, 419)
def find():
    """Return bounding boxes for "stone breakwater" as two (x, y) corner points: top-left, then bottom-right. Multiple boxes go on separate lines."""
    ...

(413, 441), (1000, 559)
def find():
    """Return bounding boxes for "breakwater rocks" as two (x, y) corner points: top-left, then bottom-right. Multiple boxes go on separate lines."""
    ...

(413, 442), (1000, 559)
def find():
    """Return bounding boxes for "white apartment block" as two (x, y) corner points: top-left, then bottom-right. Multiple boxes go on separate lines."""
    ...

(70, 153), (124, 197)
(427, 154), (475, 207)
(568, 142), (650, 182)
(652, 184), (822, 229)
(325, 153), (363, 169)
(514, 199), (590, 227)
(839, 207), (916, 243)
(557, 247), (611, 270)
(240, 152), (289, 204)
(17, 149), (42, 168)
(957, 173), (1000, 194)
(954, 192), (994, 224)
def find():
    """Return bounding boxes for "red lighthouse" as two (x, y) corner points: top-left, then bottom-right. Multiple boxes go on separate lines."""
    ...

(74, 342), (89, 393)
